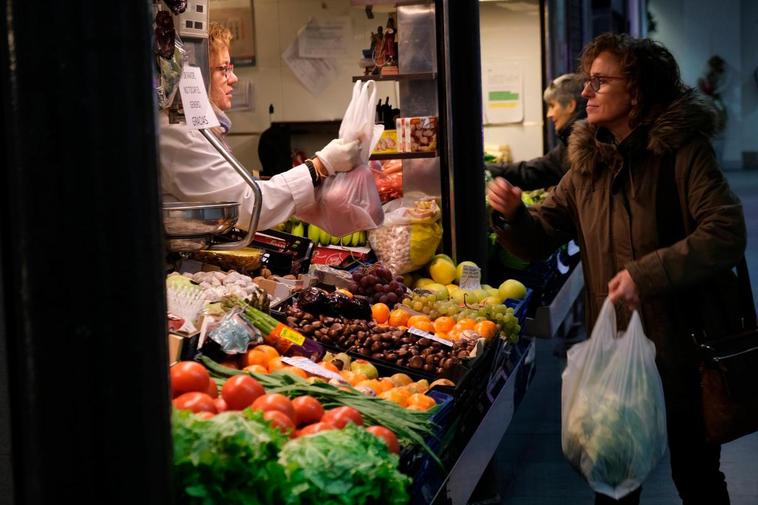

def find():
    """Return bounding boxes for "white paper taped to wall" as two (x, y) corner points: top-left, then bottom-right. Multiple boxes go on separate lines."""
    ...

(482, 60), (524, 124)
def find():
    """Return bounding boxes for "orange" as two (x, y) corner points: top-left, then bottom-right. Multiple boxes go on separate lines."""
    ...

(340, 370), (368, 386)
(457, 318), (477, 330)
(244, 350), (269, 368)
(407, 393), (436, 410)
(389, 373), (413, 387)
(379, 388), (411, 407)
(447, 329), (462, 341)
(474, 320), (498, 340)
(253, 344), (279, 362)
(375, 378), (396, 394)
(317, 361), (340, 373)
(388, 308), (411, 327)
(244, 364), (269, 374)
(280, 366), (308, 378)
(371, 303), (391, 324)
(433, 316), (456, 333)
(267, 357), (286, 373)
(434, 332), (450, 342)
(412, 319), (434, 333)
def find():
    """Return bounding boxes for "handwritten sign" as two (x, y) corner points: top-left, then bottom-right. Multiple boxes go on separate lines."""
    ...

(178, 64), (220, 130)
(408, 327), (453, 347)
(281, 356), (346, 382)
(458, 264), (482, 291)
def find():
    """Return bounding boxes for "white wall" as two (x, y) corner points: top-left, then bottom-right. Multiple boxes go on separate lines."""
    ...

(225, 0), (399, 172)
(648, 0), (757, 168)
(479, 2), (544, 163)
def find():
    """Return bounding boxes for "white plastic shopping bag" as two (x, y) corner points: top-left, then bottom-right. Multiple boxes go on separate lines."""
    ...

(297, 80), (384, 237)
(561, 299), (667, 500)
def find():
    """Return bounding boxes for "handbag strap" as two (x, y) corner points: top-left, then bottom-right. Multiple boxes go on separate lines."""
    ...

(656, 151), (756, 331)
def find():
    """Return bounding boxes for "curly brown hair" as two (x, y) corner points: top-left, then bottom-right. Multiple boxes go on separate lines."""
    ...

(579, 33), (688, 127)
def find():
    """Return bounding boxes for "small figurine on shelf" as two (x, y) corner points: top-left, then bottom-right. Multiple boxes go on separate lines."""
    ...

(382, 16), (397, 66)
(372, 25), (386, 70)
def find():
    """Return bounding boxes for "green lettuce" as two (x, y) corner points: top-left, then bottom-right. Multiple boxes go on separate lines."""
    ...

(279, 423), (411, 505)
(172, 409), (288, 505)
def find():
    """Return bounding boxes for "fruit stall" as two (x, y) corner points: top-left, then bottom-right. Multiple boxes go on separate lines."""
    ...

(166, 234), (538, 505)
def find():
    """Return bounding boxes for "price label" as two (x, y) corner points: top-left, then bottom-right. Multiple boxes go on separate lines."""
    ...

(178, 64), (220, 130)
(281, 356), (345, 382)
(458, 264), (482, 291)
(408, 327), (453, 347)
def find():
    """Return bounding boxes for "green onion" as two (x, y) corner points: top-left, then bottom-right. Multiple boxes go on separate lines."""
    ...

(199, 354), (444, 467)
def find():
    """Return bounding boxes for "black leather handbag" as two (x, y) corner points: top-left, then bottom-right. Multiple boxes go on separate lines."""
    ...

(658, 155), (758, 445)
(695, 258), (758, 444)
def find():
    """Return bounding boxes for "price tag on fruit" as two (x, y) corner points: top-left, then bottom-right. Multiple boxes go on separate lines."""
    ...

(408, 327), (453, 347)
(458, 264), (482, 291)
(178, 64), (220, 130)
(281, 356), (345, 382)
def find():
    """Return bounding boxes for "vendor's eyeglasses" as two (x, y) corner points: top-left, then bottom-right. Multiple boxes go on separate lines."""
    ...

(215, 64), (235, 79)
(584, 75), (625, 92)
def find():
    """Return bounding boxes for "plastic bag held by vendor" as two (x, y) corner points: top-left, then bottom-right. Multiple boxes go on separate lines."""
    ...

(297, 81), (385, 237)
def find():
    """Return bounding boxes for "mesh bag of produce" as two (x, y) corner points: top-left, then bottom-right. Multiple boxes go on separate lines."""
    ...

(561, 299), (667, 500)
(368, 194), (442, 275)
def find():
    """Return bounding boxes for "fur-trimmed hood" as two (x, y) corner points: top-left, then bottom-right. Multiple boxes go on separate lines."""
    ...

(568, 91), (719, 174)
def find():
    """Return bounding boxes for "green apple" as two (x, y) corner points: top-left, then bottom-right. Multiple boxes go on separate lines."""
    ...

(455, 260), (480, 283)
(451, 289), (467, 305)
(425, 282), (450, 301)
(428, 257), (457, 284)
(446, 284), (461, 296)
(482, 296), (501, 305)
(498, 279), (527, 301)
(415, 277), (435, 289)
(351, 359), (378, 379)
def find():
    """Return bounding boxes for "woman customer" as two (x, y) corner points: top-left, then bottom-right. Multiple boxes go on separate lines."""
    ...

(159, 22), (360, 231)
(487, 73), (587, 190)
(488, 32), (745, 505)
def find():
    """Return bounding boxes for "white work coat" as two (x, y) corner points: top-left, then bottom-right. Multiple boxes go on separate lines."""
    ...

(159, 112), (315, 231)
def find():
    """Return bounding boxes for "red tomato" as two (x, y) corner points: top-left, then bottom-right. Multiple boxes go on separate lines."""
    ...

(321, 406), (363, 428)
(206, 379), (219, 398)
(264, 410), (295, 436)
(221, 375), (265, 410)
(291, 396), (325, 426)
(194, 411), (215, 420)
(251, 393), (295, 421)
(366, 425), (400, 454)
(170, 361), (210, 398)
(173, 392), (217, 414)
(296, 421), (337, 437)
(214, 397), (228, 413)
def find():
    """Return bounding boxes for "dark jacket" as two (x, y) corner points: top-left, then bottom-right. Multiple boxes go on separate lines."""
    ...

(496, 91), (746, 379)
(486, 116), (580, 190)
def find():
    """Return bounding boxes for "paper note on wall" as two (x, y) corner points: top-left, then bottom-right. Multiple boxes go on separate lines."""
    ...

(298, 16), (351, 59)
(483, 60), (524, 124)
(282, 37), (337, 96)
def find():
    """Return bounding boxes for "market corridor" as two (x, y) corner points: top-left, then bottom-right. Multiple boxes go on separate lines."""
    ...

(485, 170), (758, 504)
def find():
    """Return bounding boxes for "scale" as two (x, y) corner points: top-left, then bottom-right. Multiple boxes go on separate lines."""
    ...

(154, 0), (262, 252)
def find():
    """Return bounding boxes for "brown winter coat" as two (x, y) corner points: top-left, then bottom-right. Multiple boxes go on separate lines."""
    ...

(496, 92), (747, 379)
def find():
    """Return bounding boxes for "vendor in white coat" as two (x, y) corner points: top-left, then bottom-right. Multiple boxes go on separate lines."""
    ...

(159, 22), (360, 231)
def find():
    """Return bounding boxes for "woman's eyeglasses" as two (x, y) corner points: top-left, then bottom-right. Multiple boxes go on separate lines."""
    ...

(215, 64), (235, 79)
(584, 75), (625, 92)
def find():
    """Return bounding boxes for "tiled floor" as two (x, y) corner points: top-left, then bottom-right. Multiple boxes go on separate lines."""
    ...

(481, 170), (758, 504)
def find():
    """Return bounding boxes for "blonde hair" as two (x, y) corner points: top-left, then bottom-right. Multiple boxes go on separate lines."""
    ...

(208, 22), (233, 57)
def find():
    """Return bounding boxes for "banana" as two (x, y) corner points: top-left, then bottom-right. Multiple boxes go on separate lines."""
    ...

(351, 231), (361, 247)
(330, 233), (340, 245)
(319, 229), (331, 246)
(291, 222), (305, 237)
(307, 224), (321, 243)
(341, 234), (353, 247)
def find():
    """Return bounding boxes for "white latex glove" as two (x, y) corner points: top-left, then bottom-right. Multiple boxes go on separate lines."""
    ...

(315, 138), (361, 175)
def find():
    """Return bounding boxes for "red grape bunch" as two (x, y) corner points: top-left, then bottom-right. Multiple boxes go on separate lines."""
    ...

(350, 263), (409, 306)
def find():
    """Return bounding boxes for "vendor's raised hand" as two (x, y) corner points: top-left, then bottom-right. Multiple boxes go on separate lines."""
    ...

(608, 269), (640, 310)
(315, 138), (362, 175)
(487, 177), (523, 221)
